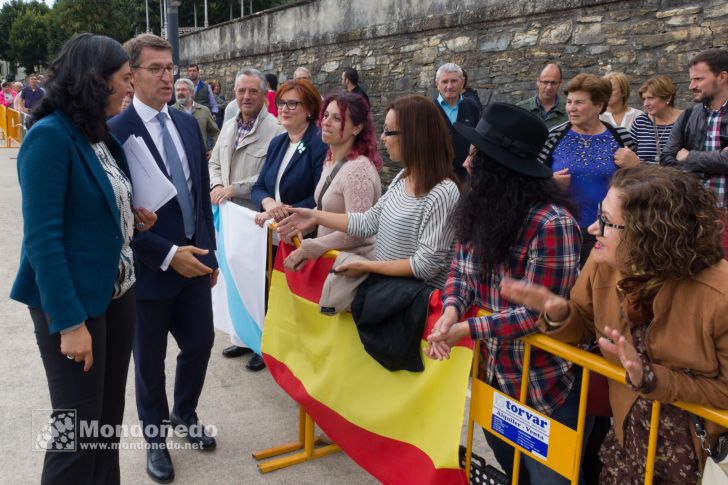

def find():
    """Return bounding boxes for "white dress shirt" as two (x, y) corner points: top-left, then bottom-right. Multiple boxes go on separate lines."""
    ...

(132, 96), (194, 270)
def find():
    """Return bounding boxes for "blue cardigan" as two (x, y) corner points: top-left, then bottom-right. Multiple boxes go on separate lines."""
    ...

(251, 122), (327, 210)
(11, 111), (128, 333)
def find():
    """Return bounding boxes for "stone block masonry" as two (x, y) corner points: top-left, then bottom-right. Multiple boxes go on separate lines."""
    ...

(181, 0), (728, 184)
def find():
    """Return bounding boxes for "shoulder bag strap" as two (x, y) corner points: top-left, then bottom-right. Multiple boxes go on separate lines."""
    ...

(316, 160), (345, 209)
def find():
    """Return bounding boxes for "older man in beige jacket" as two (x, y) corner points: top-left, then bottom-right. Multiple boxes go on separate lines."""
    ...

(209, 68), (283, 210)
(209, 68), (283, 366)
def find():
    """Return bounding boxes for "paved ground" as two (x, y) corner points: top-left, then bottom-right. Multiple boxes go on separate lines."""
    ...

(0, 146), (494, 484)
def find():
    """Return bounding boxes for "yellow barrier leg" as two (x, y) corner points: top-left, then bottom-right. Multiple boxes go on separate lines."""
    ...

(252, 406), (340, 473)
(643, 401), (661, 485)
(465, 341), (482, 482)
(570, 368), (590, 485)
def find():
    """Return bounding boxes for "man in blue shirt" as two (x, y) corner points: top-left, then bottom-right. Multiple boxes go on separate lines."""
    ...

(433, 62), (481, 182)
(18, 73), (44, 114)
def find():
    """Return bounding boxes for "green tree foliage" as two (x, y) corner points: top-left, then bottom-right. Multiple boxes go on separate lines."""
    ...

(7, 5), (51, 74)
(0, 0), (50, 71)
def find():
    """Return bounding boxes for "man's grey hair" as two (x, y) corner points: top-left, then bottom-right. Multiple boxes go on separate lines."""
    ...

(293, 66), (312, 80)
(175, 78), (194, 91)
(435, 63), (464, 82)
(234, 68), (266, 92)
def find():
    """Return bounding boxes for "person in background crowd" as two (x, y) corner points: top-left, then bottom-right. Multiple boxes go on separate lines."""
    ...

(109, 34), (219, 483)
(461, 69), (483, 110)
(120, 92), (133, 112)
(293, 66), (312, 82)
(18, 73), (44, 114)
(210, 68), (284, 366)
(433, 62), (480, 182)
(1, 80), (17, 107)
(601, 72), (643, 130)
(341, 67), (370, 106)
(265, 73), (278, 118)
(209, 79), (227, 128)
(287, 94), (461, 290)
(172, 77), (219, 155)
(613, 76), (682, 165)
(277, 91), (382, 269)
(661, 48), (728, 259)
(187, 63), (218, 116)
(501, 165), (728, 485)
(517, 63), (568, 129)
(11, 33), (156, 485)
(538, 73), (636, 267)
(426, 103), (583, 485)
(250, 78), (327, 370)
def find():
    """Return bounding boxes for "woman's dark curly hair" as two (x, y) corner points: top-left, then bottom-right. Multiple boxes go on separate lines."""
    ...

(452, 150), (577, 276)
(611, 165), (724, 279)
(29, 33), (129, 143)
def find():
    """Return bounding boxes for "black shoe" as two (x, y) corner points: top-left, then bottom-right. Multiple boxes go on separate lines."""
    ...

(169, 413), (217, 451)
(222, 345), (252, 358)
(246, 353), (266, 371)
(147, 447), (174, 483)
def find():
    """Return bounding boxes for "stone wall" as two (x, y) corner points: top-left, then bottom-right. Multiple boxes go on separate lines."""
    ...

(181, 0), (728, 182)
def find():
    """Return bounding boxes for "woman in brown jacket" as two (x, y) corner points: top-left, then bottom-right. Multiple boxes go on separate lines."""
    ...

(501, 164), (728, 484)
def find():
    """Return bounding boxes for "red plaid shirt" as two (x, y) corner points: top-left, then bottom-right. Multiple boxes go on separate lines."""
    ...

(443, 204), (582, 415)
(234, 113), (256, 149)
(703, 101), (728, 208)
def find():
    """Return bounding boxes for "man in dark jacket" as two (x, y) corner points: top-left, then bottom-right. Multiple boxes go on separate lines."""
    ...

(660, 48), (728, 256)
(433, 62), (480, 182)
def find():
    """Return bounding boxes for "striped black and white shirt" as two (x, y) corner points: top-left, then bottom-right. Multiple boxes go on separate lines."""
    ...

(348, 170), (460, 289)
(629, 113), (675, 163)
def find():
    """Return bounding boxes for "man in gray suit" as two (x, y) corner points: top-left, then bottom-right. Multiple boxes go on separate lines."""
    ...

(208, 68), (283, 368)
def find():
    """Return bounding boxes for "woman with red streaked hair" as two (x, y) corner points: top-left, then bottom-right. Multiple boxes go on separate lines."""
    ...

(277, 91), (382, 270)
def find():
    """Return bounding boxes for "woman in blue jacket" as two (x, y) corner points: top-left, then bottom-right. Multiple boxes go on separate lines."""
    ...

(10, 34), (154, 484)
(252, 78), (327, 225)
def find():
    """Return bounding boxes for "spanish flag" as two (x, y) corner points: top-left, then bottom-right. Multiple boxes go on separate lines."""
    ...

(262, 243), (473, 484)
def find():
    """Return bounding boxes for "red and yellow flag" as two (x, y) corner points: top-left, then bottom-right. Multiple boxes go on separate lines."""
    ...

(262, 243), (473, 484)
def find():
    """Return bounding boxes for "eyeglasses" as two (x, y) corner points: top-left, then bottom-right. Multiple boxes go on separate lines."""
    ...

(134, 64), (178, 77)
(383, 130), (401, 137)
(597, 202), (626, 237)
(276, 100), (303, 111)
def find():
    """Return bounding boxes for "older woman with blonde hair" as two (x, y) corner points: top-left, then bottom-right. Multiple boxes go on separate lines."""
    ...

(614, 76), (683, 165)
(601, 71), (644, 129)
(501, 164), (728, 484)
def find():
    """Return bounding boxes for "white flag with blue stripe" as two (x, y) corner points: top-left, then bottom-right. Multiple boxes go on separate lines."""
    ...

(211, 202), (268, 355)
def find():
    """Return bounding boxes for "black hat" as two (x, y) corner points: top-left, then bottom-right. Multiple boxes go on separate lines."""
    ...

(454, 102), (552, 179)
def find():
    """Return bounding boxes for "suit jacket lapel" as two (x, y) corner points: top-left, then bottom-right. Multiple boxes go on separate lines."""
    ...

(57, 113), (120, 224)
(281, 122), (316, 179)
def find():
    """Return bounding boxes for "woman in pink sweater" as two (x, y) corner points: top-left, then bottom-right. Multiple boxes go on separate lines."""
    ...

(278, 91), (382, 269)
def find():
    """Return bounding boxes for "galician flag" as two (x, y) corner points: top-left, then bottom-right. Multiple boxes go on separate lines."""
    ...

(211, 202), (267, 354)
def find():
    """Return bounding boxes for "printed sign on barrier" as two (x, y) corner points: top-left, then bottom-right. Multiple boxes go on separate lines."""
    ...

(491, 392), (550, 460)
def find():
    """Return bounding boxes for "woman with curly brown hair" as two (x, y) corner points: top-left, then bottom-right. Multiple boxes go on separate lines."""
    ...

(501, 164), (728, 484)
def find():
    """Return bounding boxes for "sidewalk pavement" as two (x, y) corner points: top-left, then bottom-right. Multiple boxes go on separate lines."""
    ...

(0, 147), (494, 484)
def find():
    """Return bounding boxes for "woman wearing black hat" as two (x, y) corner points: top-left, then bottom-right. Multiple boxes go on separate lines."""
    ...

(426, 103), (583, 485)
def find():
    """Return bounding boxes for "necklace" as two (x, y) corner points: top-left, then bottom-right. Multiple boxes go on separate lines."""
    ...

(574, 131), (593, 149)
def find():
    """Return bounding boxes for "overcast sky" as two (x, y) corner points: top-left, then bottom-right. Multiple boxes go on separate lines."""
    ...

(0, 0), (55, 6)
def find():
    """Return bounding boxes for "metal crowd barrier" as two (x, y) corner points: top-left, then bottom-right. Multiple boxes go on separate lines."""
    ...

(464, 327), (728, 485)
(0, 105), (25, 148)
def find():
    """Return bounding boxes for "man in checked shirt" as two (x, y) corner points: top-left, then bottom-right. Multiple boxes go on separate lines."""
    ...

(661, 48), (728, 259)
(208, 67), (283, 366)
(426, 103), (585, 485)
